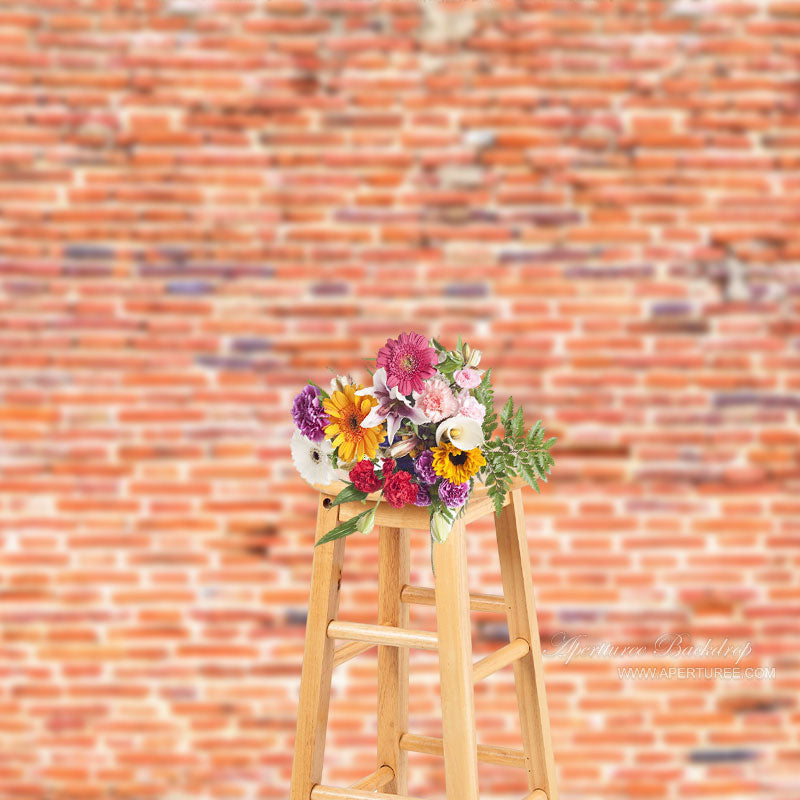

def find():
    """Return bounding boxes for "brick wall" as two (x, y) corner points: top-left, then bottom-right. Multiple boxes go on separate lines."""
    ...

(1, 0), (799, 798)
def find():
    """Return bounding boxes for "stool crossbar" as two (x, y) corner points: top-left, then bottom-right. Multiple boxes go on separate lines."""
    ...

(289, 479), (558, 800)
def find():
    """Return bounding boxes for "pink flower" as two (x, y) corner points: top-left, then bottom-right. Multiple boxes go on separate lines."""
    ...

(417, 376), (458, 422)
(376, 332), (438, 396)
(357, 368), (427, 444)
(454, 368), (482, 389)
(457, 392), (486, 423)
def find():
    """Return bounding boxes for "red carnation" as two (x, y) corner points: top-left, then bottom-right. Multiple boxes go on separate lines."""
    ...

(383, 470), (417, 509)
(349, 459), (383, 493)
(381, 458), (396, 478)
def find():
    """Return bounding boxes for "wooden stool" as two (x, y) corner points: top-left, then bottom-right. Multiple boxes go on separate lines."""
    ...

(289, 479), (558, 800)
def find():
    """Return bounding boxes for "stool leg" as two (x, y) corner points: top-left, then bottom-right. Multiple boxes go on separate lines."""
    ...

(495, 489), (559, 800)
(377, 526), (410, 793)
(433, 518), (480, 800)
(290, 496), (345, 800)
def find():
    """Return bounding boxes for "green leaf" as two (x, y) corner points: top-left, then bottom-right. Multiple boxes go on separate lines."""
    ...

(330, 484), (369, 507)
(437, 355), (462, 377)
(315, 508), (374, 547)
(500, 396), (514, 430)
(474, 368), (498, 439)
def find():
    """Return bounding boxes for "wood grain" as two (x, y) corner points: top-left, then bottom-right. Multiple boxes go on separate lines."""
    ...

(400, 584), (506, 614)
(399, 732), (526, 769)
(472, 637), (530, 683)
(377, 526), (410, 794)
(318, 476), (524, 530)
(432, 517), (479, 800)
(327, 620), (437, 650)
(311, 786), (426, 800)
(289, 495), (345, 800)
(349, 764), (394, 791)
(495, 489), (559, 799)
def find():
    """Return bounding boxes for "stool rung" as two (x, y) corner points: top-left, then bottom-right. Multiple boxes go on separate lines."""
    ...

(525, 791), (548, 800)
(400, 584), (506, 614)
(332, 641), (374, 668)
(399, 732), (526, 769)
(327, 620), (438, 651)
(350, 764), (394, 790)
(311, 786), (425, 800)
(473, 637), (530, 683)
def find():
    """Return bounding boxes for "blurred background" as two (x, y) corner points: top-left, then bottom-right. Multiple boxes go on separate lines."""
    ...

(1, 0), (799, 798)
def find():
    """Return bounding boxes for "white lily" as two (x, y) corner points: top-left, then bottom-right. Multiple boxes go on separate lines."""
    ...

(435, 415), (484, 450)
(357, 367), (427, 444)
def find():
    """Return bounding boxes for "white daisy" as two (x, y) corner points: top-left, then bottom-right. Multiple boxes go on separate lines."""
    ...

(290, 429), (336, 486)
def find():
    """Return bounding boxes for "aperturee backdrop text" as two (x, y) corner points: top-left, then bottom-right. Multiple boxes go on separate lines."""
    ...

(290, 333), (555, 545)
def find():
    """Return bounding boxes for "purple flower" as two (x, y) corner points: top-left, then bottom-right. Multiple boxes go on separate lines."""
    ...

(414, 450), (437, 485)
(291, 384), (329, 442)
(414, 484), (432, 507)
(438, 479), (470, 509)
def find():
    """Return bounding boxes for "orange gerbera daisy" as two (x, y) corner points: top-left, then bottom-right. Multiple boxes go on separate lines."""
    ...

(323, 384), (384, 463)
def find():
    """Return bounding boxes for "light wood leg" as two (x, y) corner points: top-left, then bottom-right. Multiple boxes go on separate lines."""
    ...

(433, 518), (479, 800)
(495, 489), (559, 800)
(290, 496), (346, 800)
(377, 527), (410, 794)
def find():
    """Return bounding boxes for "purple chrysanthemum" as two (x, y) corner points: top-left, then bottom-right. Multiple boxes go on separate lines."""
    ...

(414, 450), (437, 485)
(291, 384), (329, 442)
(438, 479), (470, 509)
(413, 484), (432, 507)
(376, 332), (438, 395)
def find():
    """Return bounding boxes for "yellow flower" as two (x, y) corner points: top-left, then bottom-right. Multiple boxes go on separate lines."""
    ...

(323, 384), (383, 463)
(431, 442), (486, 484)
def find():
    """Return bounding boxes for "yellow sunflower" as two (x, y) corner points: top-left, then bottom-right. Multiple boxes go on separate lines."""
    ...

(323, 384), (384, 463)
(431, 442), (486, 484)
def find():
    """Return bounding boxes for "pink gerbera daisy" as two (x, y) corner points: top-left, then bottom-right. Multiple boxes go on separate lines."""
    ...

(376, 332), (438, 395)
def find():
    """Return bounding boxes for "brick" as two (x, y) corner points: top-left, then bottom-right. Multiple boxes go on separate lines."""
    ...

(0, 2), (798, 798)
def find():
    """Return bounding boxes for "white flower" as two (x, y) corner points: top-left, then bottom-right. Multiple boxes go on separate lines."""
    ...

(290, 429), (336, 486)
(356, 367), (427, 443)
(435, 415), (484, 451)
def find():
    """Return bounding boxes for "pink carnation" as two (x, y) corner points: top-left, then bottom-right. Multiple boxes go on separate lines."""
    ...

(416, 376), (458, 423)
(457, 392), (486, 423)
(454, 368), (482, 389)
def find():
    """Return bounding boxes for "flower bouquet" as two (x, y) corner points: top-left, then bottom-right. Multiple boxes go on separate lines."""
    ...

(290, 332), (555, 547)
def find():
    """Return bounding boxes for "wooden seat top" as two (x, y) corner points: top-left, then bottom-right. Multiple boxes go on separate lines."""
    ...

(312, 477), (527, 531)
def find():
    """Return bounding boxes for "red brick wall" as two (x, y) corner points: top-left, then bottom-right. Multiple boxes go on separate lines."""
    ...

(1, 0), (798, 798)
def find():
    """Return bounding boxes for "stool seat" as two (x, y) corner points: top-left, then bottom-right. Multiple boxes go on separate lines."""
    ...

(312, 476), (526, 530)
(289, 481), (558, 800)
